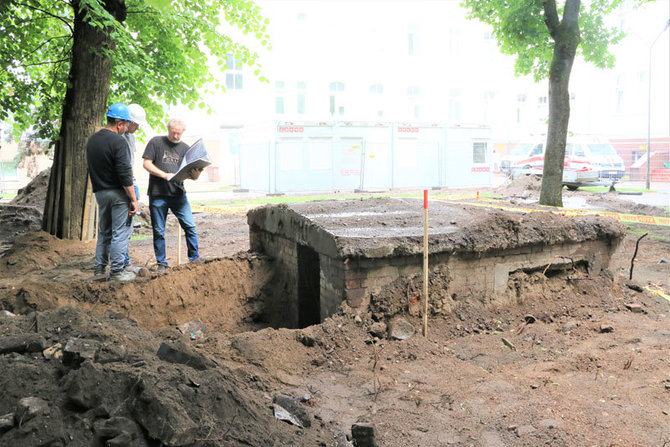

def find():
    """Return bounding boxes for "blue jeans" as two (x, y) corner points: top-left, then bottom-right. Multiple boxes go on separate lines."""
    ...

(149, 194), (199, 266)
(94, 189), (132, 273)
(123, 185), (140, 267)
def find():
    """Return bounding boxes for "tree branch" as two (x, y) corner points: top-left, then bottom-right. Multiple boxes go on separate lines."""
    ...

(15, 1), (73, 34)
(23, 35), (70, 62)
(17, 58), (69, 68)
(542, 0), (560, 38)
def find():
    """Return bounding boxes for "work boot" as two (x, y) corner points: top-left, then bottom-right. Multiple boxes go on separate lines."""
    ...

(110, 270), (136, 282)
(93, 266), (106, 279)
(124, 265), (142, 274)
(156, 264), (168, 272)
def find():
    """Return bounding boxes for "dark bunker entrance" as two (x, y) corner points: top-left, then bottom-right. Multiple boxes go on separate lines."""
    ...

(298, 244), (321, 327)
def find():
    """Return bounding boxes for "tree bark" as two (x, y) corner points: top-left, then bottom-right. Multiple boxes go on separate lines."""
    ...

(42, 1), (125, 239)
(539, 0), (580, 207)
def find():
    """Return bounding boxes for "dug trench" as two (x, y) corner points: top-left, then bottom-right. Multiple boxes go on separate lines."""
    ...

(1, 195), (669, 446)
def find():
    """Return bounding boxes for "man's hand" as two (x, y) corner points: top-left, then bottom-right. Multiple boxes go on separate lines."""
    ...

(129, 200), (139, 215)
(189, 167), (204, 180)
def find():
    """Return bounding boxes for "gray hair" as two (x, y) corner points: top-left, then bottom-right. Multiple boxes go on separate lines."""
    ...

(167, 118), (186, 131)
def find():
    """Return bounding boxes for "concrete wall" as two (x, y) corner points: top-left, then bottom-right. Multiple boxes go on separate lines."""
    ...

(343, 239), (618, 316)
(251, 223), (619, 324)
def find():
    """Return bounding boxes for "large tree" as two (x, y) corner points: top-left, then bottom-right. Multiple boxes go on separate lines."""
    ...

(0, 0), (268, 239)
(462, 0), (627, 206)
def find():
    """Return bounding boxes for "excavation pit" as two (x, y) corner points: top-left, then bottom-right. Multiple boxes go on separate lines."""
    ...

(248, 197), (626, 327)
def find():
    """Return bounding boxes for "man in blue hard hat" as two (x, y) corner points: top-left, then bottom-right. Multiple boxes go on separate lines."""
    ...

(86, 103), (139, 281)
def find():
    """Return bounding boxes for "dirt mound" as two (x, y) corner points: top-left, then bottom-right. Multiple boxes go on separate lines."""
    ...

(11, 168), (50, 211)
(0, 306), (336, 446)
(0, 206), (44, 257)
(0, 231), (91, 275)
(0, 250), (275, 334)
(584, 192), (670, 217)
(501, 174), (542, 197)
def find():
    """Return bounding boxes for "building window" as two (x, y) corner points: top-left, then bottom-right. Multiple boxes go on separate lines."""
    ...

(329, 81), (345, 116)
(225, 53), (243, 90)
(408, 25), (420, 56)
(275, 81), (286, 115)
(296, 81), (307, 115)
(473, 142), (487, 164)
(370, 84), (383, 94)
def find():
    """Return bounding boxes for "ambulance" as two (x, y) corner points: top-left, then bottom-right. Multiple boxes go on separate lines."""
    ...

(504, 136), (624, 190)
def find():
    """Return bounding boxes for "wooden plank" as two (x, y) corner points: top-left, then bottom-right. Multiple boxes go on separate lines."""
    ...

(62, 120), (73, 239)
(81, 177), (96, 240)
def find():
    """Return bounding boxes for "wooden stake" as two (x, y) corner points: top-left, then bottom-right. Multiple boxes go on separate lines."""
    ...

(423, 190), (429, 337)
(177, 224), (182, 265)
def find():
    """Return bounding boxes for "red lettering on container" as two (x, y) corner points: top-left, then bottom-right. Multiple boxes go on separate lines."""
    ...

(278, 126), (304, 133)
(471, 166), (490, 172)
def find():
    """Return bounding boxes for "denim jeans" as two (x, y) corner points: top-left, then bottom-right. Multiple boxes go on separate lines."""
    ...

(94, 189), (132, 273)
(123, 185), (140, 267)
(149, 194), (199, 266)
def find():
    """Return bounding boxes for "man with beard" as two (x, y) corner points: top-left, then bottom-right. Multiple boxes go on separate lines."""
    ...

(142, 118), (201, 270)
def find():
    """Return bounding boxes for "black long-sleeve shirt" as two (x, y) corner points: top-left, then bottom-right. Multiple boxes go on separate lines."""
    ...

(86, 128), (134, 193)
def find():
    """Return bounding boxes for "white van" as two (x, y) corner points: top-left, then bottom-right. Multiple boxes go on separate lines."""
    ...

(566, 136), (625, 181)
(501, 136), (625, 189)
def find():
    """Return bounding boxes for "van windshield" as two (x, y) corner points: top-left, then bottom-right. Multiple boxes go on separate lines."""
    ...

(510, 143), (534, 156)
(587, 143), (618, 156)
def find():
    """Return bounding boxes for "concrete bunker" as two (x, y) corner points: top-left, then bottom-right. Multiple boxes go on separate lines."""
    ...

(248, 197), (626, 328)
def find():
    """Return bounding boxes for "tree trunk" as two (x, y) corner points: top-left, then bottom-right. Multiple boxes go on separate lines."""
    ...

(539, 0), (580, 207)
(42, 1), (125, 239)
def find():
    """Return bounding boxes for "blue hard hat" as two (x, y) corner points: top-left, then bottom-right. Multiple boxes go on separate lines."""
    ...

(105, 103), (131, 121)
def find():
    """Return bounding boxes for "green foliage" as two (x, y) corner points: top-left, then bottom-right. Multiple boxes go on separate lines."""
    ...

(461, 0), (625, 81)
(0, 0), (269, 142)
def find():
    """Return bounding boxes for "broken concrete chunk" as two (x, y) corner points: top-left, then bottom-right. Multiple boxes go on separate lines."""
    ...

(93, 416), (144, 446)
(624, 303), (644, 313)
(0, 334), (46, 354)
(63, 338), (99, 367)
(43, 343), (63, 360)
(599, 324), (615, 333)
(0, 413), (14, 433)
(352, 423), (378, 447)
(15, 397), (49, 424)
(156, 341), (213, 370)
(273, 394), (311, 428)
(368, 322), (387, 339)
(131, 385), (198, 446)
(95, 342), (127, 364)
(64, 363), (102, 410)
(625, 281), (644, 292)
(388, 317), (415, 340)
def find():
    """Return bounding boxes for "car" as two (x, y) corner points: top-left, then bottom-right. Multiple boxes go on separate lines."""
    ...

(503, 140), (600, 190)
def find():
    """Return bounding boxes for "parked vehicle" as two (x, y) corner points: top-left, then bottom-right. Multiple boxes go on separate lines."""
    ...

(502, 141), (599, 190)
(568, 136), (626, 181)
(501, 136), (624, 190)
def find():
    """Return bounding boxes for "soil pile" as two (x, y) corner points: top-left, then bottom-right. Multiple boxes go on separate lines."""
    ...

(11, 168), (50, 211)
(501, 175), (542, 197)
(0, 306), (336, 446)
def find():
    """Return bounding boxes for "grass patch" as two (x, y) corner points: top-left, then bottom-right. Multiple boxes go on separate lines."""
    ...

(130, 234), (152, 241)
(625, 225), (668, 241)
(0, 193), (17, 201)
